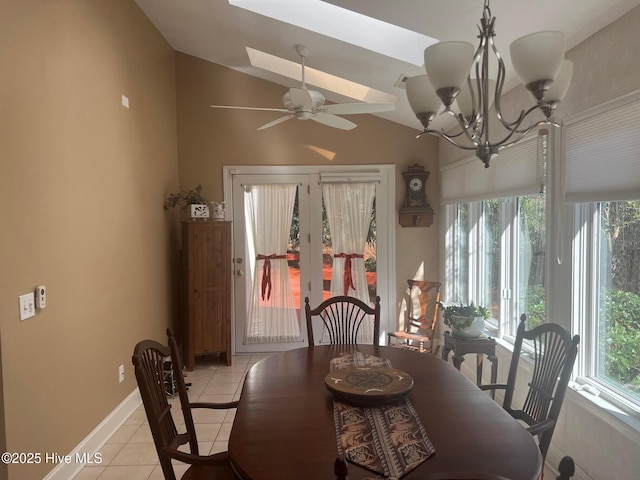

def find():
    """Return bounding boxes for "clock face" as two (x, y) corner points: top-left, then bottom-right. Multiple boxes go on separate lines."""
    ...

(409, 178), (423, 192)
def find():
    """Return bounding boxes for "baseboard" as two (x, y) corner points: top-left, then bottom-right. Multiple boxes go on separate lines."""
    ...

(43, 388), (141, 480)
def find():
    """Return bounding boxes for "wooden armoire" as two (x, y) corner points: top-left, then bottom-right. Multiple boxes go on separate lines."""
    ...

(181, 220), (232, 370)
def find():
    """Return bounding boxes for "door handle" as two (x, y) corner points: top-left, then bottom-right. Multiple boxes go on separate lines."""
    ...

(237, 269), (244, 276)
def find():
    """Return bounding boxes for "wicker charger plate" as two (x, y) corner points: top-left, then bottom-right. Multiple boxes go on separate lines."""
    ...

(325, 366), (414, 406)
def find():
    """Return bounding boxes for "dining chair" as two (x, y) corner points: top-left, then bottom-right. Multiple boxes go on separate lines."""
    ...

(556, 456), (575, 480)
(132, 329), (239, 480)
(479, 314), (580, 471)
(305, 295), (380, 346)
(334, 456), (348, 480)
(387, 280), (441, 354)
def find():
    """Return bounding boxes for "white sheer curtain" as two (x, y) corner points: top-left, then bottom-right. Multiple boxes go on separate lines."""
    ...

(322, 182), (376, 340)
(244, 184), (301, 344)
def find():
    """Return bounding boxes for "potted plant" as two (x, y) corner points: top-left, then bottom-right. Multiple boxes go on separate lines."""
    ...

(439, 302), (490, 338)
(164, 184), (210, 218)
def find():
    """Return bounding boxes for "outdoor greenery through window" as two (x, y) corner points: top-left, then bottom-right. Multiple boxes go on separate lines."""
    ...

(444, 192), (546, 337)
(592, 200), (640, 403)
(518, 194), (546, 329)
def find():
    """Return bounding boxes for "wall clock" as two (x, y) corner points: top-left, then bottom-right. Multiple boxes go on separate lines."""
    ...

(399, 163), (434, 227)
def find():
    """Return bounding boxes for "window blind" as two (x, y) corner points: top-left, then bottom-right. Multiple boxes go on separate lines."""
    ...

(563, 90), (640, 203)
(440, 133), (544, 204)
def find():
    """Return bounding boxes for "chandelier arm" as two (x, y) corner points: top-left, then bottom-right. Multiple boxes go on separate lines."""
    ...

(425, 128), (470, 141)
(479, 22), (494, 148)
(498, 103), (548, 132)
(439, 109), (482, 146)
(489, 31), (517, 132)
(422, 119), (477, 141)
(487, 119), (551, 151)
(425, 129), (478, 151)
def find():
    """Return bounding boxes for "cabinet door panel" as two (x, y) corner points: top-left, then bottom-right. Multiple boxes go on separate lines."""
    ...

(183, 221), (231, 370)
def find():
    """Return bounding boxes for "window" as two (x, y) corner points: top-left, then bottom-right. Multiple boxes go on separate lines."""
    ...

(444, 192), (546, 338)
(442, 133), (547, 338)
(565, 90), (640, 413)
(574, 200), (640, 408)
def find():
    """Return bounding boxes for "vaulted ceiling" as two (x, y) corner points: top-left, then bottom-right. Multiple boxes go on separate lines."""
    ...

(135, 0), (640, 130)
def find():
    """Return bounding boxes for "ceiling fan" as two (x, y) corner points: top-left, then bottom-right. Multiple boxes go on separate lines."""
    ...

(210, 45), (395, 131)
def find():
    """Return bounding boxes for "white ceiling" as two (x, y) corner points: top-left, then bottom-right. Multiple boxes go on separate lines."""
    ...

(134, 0), (640, 131)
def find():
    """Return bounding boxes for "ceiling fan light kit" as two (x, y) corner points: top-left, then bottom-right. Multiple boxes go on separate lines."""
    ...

(406, 0), (573, 168)
(210, 44), (395, 131)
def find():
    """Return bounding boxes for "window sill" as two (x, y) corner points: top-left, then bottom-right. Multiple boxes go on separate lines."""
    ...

(568, 383), (640, 440)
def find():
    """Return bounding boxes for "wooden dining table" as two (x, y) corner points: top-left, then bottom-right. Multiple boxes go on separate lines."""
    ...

(228, 345), (542, 480)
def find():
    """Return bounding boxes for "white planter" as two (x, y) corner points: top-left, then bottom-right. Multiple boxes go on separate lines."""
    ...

(450, 315), (485, 338)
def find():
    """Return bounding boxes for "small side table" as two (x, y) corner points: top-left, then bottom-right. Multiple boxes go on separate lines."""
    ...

(442, 332), (498, 392)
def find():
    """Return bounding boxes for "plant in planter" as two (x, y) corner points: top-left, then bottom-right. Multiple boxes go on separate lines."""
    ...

(439, 302), (490, 338)
(164, 184), (210, 218)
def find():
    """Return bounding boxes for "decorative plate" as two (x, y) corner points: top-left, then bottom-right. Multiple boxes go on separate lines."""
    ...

(325, 366), (414, 406)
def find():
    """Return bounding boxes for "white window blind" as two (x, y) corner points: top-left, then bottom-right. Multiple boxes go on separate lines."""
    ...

(563, 90), (640, 203)
(440, 133), (544, 204)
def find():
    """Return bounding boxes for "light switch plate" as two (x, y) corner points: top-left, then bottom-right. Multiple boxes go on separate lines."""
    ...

(19, 293), (36, 321)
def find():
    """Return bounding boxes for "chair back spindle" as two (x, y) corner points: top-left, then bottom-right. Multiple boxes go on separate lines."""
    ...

(305, 295), (380, 346)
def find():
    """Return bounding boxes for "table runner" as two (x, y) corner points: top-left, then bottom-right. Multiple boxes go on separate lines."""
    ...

(330, 352), (436, 479)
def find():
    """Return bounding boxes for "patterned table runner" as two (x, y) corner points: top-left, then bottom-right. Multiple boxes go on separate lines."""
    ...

(330, 352), (436, 479)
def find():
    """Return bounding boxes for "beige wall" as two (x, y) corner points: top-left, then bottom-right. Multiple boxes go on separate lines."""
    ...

(0, 2), (439, 478)
(174, 52), (441, 329)
(0, 1), (179, 478)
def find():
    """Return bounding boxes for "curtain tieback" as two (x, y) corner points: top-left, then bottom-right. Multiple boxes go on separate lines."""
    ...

(334, 253), (364, 296)
(256, 254), (287, 300)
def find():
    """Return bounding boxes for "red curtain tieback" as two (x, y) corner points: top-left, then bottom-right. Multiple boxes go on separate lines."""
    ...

(256, 254), (287, 300)
(334, 253), (364, 296)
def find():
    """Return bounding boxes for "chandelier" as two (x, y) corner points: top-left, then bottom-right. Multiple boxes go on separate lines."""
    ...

(406, 0), (573, 167)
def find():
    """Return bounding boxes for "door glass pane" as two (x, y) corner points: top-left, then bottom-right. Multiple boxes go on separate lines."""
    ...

(596, 200), (640, 402)
(365, 197), (377, 303)
(518, 193), (546, 329)
(288, 189), (301, 313)
(321, 199), (333, 300)
(321, 193), (377, 303)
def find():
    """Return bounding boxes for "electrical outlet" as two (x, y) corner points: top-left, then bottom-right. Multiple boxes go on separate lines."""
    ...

(118, 365), (125, 383)
(19, 293), (36, 321)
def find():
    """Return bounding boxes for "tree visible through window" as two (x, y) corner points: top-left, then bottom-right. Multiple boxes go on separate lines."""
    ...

(596, 200), (640, 400)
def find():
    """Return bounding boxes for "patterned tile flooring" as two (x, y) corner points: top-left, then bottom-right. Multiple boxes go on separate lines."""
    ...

(73, 354), (269, 480)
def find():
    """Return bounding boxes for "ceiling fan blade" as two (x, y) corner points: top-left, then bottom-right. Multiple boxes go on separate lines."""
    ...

(256, 115), (294, 130)
(288, 88), (314, 108)
(321, 102), (396, 115)
(210, 105), (290, 113)
(312, 113), (357, 130)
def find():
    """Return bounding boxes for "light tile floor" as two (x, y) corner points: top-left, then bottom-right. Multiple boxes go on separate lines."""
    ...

(73, 354), (270, 480)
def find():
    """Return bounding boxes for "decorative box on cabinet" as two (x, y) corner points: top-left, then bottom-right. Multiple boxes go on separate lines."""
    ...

(182, 220), (232, 370)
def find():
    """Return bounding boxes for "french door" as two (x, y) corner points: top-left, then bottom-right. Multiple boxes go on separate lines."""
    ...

(225, 165), (394, 354)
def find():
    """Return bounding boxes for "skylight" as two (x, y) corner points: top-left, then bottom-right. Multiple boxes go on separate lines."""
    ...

(230, 0), (437, 66)
(246, 47), (397, 104)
